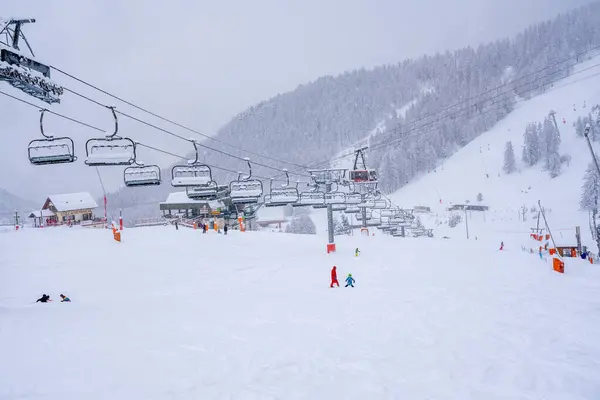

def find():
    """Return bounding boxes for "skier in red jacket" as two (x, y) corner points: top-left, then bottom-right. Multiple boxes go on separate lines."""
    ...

(330, 266), (339, 288)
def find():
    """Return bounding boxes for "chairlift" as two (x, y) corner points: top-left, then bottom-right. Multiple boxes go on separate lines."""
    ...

(325, 192), (347, 205)
(171, 140), (213, 187)
(308, 168), (346, 185)
(349, 147), (378, 183)
(229, 158), (263, 204)
(0, 19), (63, 103)
(85, 106), (135, 166)
(294, 183), (325, 207)
(331, 204), (347, 212)
(186, 181), (221, 199)
(28, 109), (76, 165)
(123, 144), (161, 187)
(264, 171), (299, 207)
(346, 193), (363, 204)
(344, 205), (361, 214)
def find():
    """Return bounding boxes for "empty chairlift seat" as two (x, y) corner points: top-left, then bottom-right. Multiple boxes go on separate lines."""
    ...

(230, 180), (263, 204)
(264, 187), (299, 207)
(124, 165), (161, 187)
(171, 165), (212, 187)
(294, 191), (325, 207)
(28, 137), (76, 165)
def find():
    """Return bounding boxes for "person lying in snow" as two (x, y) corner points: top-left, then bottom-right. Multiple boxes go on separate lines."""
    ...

(36, 294), (51, 303)
(345, 274), (355, 288)
(60, 294), (71, 302)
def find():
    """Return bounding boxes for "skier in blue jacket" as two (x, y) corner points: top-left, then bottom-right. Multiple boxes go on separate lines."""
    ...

(345, 274), (355, 288)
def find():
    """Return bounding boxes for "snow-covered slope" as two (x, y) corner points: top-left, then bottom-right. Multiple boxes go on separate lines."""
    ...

(389, 56), (600, 248)
(1, 226), (599, 399)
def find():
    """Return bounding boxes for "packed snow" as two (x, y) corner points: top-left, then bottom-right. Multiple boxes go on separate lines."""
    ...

(1, 226), (599, 399)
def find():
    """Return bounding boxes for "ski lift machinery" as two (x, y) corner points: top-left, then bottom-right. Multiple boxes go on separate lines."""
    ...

(123, 143), (161, 187)
(28, 109), (76, 165)
(263, 170), (299, 207)
(85, 107), (136, 166)
(171, 140), (213, 187)
(229, 158), (263, 205)
(0, 18), (63, 104)
(349, 147), (377, 183)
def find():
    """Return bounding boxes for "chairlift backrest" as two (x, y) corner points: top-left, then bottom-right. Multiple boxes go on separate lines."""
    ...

(325, 192), (347, 204)
(171, 165), (212, 187)
(124, 165), (161, 187)
(84, 107), (135, 166)
(28, 109), (76, 165)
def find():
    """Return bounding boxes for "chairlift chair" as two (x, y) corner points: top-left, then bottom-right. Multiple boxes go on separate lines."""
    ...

(171, 140), (213, 187)
(28, 109), (76, 165)
(122, 143), (162, 187)
(186, 181), (220, 199)
(229, 158), (263, 205)
(263, 171), (299, 207)
(344, 205), (361, 214)
(85, 106), (135, 166)
(293, 183), (325, 207)
(346, 193), (363, 205)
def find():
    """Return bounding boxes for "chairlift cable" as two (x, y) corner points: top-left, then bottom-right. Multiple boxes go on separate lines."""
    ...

(62, 87), (313, 178)
(50, 65), (310, 170)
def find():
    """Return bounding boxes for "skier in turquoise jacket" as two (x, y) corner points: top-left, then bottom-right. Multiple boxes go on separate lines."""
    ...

(345, 274), (355, 288)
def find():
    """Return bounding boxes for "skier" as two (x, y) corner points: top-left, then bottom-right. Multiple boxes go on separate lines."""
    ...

(539, 247), (543, 259)
(224, 225), (228, 235)
(345, 274), (355, 288)
(59, 294), (71, 302)
(499, 241), (504, 251)
(175, 221), (179, 230)
(355, 248), (360, 257)
(36, 294), (51, 303)
(330, 266), (339, 288)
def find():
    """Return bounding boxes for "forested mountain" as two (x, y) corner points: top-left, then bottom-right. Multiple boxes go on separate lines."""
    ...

(105, 2), (600, 222)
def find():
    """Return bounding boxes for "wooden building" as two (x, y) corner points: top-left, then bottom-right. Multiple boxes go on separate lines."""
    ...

(40, 192), (98, 225)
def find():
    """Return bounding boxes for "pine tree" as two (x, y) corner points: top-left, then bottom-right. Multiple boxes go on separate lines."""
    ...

(543, 116), (561, 177)
(503, 140), (516, 174)
(285, 214), (316, 235)
(580, 161), (600, 211)
(522, 123), (542, 166)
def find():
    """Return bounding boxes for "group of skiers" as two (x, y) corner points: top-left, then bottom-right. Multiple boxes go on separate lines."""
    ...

(36, 294), (70, 303)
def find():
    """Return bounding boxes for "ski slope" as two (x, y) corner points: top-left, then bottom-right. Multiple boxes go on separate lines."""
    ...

(1, 226), (599, 399)
(389, 56), (600, 248)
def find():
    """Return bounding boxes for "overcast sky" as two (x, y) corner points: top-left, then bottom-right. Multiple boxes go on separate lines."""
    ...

(0, 0), (594, 202)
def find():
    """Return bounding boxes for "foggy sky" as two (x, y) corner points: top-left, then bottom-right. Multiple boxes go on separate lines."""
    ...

(0, 0), (594, 202)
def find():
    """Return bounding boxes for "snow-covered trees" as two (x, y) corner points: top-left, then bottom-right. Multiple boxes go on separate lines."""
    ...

(503, 141), (516, 174)
(542, 116), (561, 178)
(522, 123), (542, 166)
(285, 215), (316, 235)
(580, 160), (600, 254)
(580, 160), (600, 211)
(334, 214), (351, 236)
(448, 214), (462, 228)
(520, 114), (562, 177)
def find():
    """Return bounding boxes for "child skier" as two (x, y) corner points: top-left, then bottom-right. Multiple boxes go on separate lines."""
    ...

(60, 294), (71, 302)
(355, 248), (360, 257)
(345, 274), (355, 288)
(330, 266), (339, 288)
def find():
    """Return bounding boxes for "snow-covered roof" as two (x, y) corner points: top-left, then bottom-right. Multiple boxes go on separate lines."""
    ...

(47, 192), (98, 212)
(161, 192), (208, 205)
(28, 209), (55, 218)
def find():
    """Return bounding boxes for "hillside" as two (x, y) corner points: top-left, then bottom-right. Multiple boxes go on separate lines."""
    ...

(2, 226), (599, 399)
(387, 55), (600, 252)
(0, 188), (37, 221)
(106, 2), (600, 221)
